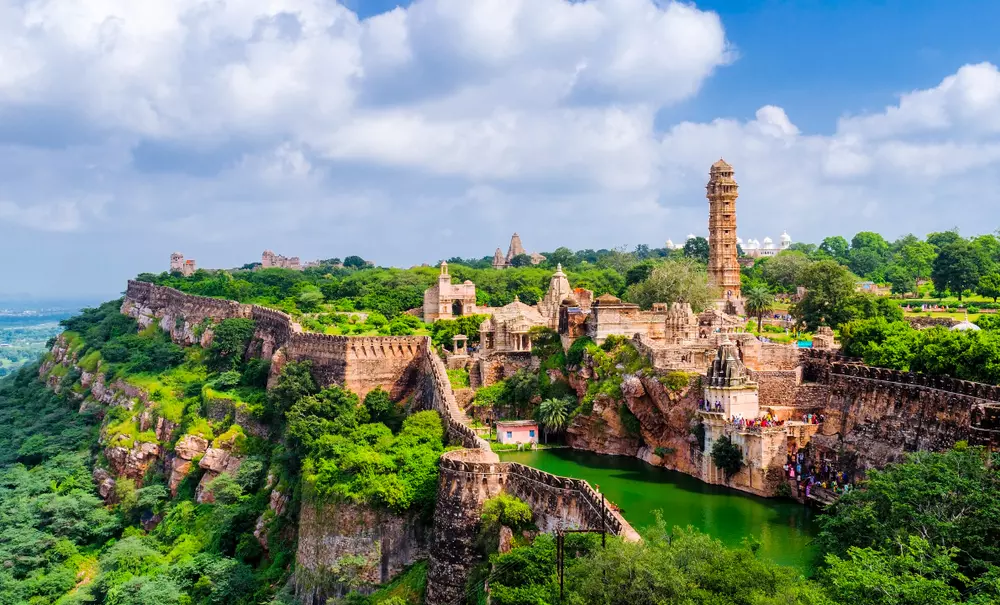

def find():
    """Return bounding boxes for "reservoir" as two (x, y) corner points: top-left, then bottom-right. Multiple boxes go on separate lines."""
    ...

(498, 448), (818, 570)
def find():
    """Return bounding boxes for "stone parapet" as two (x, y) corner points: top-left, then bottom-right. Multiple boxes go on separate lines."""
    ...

(424, 449), (638, 605)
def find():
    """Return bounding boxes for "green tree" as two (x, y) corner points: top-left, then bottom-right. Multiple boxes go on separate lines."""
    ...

(536, 397), (574, 443)
(510, 253), (533, 268)
(710, 435), (743, 481)
(625, 259), (717, 312)
(682, 236), (710, 263)
(761, 251), (811, 292)
(932, 240), (982, 300)
(819, 235), (850, 263)
(265, 360), (319, 421)
(885, 264), (917, 296)
(546, 247), (575, 268)
(343, 255), (367, 269)
(822, 537), (964, 605)
(927, 230), (962, 251)
(743, 284), (775, 333)
(816, 446), (1000, 583)
(892, 234), (937, 279)
(840, 318), (919, 370)
(297, 286), (324, 311)
(977, 273), (1000, 302)
(206, 318), (256, 371)
(791, 260), (858, 329)
(286, 386), (365, 453)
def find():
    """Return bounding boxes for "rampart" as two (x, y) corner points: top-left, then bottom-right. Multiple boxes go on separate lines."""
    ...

(123, 281), (428, 400)
(799, 349), (1000, 468)
(123, 280), (250, 344)
(424, 449), (639, 605)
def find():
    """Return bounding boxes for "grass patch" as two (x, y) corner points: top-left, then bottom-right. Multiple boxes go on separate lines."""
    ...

(365, 561), (428, 605)
(447, 368), (470, 389)
(78, 349), (102, 372)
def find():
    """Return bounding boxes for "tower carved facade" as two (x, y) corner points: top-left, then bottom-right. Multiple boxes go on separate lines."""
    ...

(706, 159), (741, 305)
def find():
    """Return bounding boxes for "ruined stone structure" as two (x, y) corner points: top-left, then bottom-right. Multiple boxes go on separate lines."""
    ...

(800, 349), (1000, 467)
(261, 249), (302, 270)
(479, 298), (547, 353)
(118, 280), (636, 601)
(491, 233), (546, 269)
(422, 262), (480, 322)
(424, 448), (639, 605)
(169, 252), (197, 277)
(706, 160), (742, 310)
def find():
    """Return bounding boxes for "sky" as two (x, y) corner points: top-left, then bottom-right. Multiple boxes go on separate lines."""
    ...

(2, 0), (1000, 298)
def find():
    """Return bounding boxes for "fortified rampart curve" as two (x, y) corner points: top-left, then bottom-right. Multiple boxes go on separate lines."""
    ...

(121, 280), (636, 604)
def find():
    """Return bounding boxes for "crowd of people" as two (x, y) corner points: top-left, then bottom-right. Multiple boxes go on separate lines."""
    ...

(785, 451), (854, 498)
(730, 414), (784, 431)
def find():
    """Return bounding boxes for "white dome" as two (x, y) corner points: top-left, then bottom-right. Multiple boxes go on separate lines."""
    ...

(687, 233), (696, 240)
(762, 236), (773, 244)
(736, 236), (744, 245)
(952, 320), (981, 332)
(780, 231), (791, 242)
(665, 239), (675, 249)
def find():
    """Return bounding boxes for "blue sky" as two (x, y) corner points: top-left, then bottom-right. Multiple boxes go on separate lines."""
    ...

(1, 0), (1000, 297)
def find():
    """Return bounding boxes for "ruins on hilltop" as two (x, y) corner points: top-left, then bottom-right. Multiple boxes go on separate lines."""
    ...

(169, 252), (197, 277)
(260, 249), (322, 270)
(261, 249), (302, 270)
(492, 233), (546, 269)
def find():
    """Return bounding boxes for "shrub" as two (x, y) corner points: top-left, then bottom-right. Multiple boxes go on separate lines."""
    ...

(711, 435), (743, 481)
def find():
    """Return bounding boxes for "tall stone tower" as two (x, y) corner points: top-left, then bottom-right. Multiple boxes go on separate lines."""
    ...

(706, 159), (742, 306)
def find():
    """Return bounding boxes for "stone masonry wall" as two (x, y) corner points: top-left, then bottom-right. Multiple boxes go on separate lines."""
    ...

(800, 349), (1000, 469)
(750, 368), (801, 408)
(424, 449), (639, 605)
(124, 281), (426, 399)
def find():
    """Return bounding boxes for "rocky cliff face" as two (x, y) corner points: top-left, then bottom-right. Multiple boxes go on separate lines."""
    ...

(565, 364), (701, 473)
(294, 501), (429, 605)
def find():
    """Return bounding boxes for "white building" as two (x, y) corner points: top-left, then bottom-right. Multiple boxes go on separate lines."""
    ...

(742, 231), (792, 258)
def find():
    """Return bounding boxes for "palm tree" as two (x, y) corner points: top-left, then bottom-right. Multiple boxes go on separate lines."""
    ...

(744, 284), (775, 333)
(537, 397), (573, 444)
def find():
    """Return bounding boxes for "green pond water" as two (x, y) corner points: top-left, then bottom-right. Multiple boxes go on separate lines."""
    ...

(498, 448), (818, 570)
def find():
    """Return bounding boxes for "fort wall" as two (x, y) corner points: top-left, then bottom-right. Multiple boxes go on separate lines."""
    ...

(799, 349), (1000, 468)
(423, 449), (638, 605)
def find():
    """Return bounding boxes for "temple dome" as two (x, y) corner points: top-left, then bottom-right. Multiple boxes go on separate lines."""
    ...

(711, 158), (732, 170)
(952, 318), (981, 331)
(780, 231), (791, 242)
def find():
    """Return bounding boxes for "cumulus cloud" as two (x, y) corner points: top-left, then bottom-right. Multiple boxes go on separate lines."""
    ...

(0, 0), (998, 297)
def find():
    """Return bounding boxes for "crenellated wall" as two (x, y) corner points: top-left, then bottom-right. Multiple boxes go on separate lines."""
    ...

(423, 449), (639, 605)
(799, 349), (1000, 469)
(124, 281), (427, 400)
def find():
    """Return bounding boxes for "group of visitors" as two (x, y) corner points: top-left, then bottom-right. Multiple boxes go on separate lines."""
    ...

(801, 413), (825, 424)
(731, 414), (784, 430)
(699, 399), (724, 412)
(785, 451), (854, 498)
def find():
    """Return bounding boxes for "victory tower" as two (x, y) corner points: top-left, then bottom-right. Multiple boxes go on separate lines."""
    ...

(706, 159), (742, 309)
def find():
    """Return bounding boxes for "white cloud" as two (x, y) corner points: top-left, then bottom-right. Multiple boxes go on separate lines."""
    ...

(1, 0), (999, 297)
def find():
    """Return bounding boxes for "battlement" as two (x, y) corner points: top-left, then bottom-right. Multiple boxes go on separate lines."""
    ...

(427, 444), (638, 605)
(828, 362), (1000, 401)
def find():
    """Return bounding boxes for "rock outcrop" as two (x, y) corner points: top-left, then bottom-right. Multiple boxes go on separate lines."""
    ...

(195, 446), (244, 503)
(168, 435), (209, 495)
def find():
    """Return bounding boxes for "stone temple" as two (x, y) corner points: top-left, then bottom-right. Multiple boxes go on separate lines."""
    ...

(492, 233), (546, 269)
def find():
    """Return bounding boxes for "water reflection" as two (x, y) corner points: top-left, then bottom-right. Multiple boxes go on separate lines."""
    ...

(499, 448), (817, 569)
